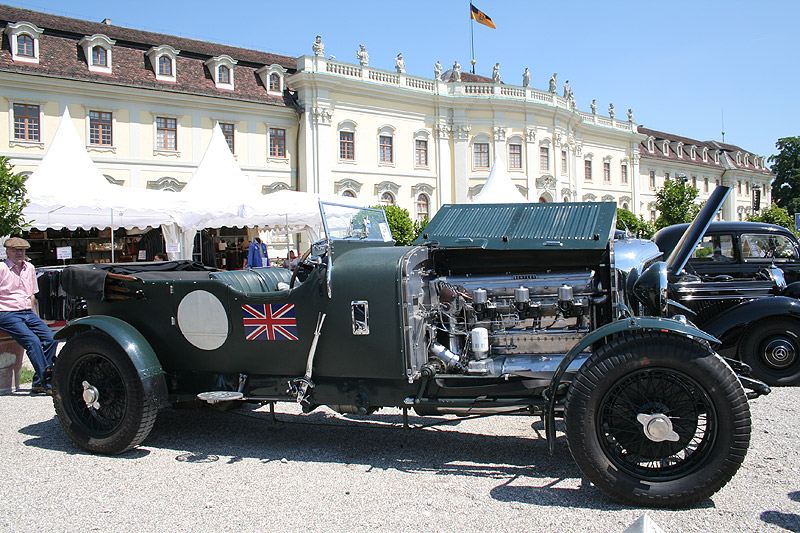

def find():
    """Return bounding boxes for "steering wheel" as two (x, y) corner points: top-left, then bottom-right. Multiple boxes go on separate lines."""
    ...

(289, 247), (314, 289)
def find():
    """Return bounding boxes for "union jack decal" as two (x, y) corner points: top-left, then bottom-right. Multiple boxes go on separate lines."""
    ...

(242, 303), (298, 341)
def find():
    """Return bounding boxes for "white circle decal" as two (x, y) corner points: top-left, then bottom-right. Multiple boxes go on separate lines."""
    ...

(177, 290), (228, 350)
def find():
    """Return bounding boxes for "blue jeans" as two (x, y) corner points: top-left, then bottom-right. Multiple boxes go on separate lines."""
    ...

(0, 310), (57, 388)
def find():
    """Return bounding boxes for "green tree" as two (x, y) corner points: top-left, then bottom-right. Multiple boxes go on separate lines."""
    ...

(0, 156), (29, 237)
(616, 208), (655, 239)
(653, 178), (702, 230)
(747, 202), (795, 232)
(372, 204), (415, 245)
(770, 136), (800, 216)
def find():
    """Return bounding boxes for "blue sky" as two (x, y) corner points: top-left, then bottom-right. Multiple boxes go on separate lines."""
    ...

(5, 0), (797, 160)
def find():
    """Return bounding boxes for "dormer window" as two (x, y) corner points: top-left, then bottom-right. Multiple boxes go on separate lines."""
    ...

(661, 140), (669, 155)
(79, 34), (115, 74)
(714, 151), (720, 164)
(690, 146), (696, 160)
(146, 45), (180, 82)
(702, 147), (708, 162)
(5, 21), (43, 64)
(158, 56), (172, 76)
(205, 55), (237, 90)
(735, 152), (742, 165)
(18, 34), (33, 56)
(218, 65), (230, 84)
(675, 142), (684, 158)
(647, 137), (654, 153)
(92, 46), (107, 67)
(256, 64), (287, 95)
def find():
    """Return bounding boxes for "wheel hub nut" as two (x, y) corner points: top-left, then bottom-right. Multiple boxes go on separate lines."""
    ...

(82, 380), (101, 410)
(637, 413), (680, 442)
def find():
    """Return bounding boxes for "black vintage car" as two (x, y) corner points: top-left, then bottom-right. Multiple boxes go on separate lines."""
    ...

(653, 220), (800, 386)
(53, 188), (767, 508)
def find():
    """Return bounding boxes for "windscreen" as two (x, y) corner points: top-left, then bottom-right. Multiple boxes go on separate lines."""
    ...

(320, 202), (393, 242)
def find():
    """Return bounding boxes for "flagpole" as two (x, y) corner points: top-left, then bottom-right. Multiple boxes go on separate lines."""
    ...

(470, 2), (475, 74)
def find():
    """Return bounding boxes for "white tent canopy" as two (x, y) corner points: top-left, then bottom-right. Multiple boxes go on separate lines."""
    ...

(471, 157), (528, 204)
(24, 108), (178, 231)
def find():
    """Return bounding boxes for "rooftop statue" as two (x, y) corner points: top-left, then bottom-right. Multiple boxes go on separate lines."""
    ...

(312, 35), (324, 57)
(357, 45), (369, 66)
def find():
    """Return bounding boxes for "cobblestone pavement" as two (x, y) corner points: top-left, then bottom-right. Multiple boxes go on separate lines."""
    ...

(0, 386), (799, 532)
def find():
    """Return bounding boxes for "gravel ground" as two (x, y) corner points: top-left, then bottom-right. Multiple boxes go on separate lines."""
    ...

(0, 386), (799, 532)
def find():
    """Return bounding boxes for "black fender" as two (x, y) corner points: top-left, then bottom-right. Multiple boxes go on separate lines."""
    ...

(543, 316), (719, 454)
(781, 281), (800, 299)
(55, 316), (168, 410)
(700, 296), (800, 352)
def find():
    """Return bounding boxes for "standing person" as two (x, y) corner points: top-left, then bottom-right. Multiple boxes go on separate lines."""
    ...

(247, 237), (269, 268)
(0, 237), (58, 394)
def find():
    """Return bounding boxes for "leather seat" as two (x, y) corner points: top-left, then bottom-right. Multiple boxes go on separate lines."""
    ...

(210, 267), (293, 293)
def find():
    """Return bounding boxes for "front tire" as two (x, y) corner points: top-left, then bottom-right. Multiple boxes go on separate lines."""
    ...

(739, 317), (800, 386)
(53, 330), (157, 454)
(564, 331), (750, 508)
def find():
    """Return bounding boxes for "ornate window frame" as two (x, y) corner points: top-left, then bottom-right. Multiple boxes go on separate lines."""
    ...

(83, 105), (117, 153)
(377, 125), (396, 167)
(205, 55), (237, 90)
(5, 22), (43, 64)
(413, 130), (430, 169)
(147, 176), (186, 191)
(337, 120), (357, 164)
(152, 112), (181, 156)
(146, 45), (180, 82)
(79, 34), (115, 74)
(334, 178), (363, 197)
(256, 64), (287, 95)
(8, 99), (44, 148)
(471, 133), (491, 171)
(507, 135), (524, 172)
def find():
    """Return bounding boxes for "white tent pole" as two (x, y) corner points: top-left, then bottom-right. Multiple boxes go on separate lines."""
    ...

(110, 210), (115, 263)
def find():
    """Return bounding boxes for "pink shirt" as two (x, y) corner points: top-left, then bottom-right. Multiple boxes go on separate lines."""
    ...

(0, 259), (38, 311)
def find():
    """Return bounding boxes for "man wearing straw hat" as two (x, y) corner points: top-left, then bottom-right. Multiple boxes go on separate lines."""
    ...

(0, 237), (57, 394)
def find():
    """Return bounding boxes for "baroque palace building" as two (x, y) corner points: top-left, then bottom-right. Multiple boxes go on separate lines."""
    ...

(0, 5), (773, 227)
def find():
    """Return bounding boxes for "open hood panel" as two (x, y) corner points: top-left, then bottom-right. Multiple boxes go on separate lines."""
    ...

(665, 186), (731, 276)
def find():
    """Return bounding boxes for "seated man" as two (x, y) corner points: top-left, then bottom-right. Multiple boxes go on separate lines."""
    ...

(0, 237), (58, 394)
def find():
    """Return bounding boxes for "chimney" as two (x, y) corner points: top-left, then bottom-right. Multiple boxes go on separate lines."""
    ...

(101, 18), (112, 25)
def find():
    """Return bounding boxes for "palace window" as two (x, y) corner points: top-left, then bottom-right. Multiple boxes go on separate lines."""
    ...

(416, 194), (430, 220)
(79, 34), (115, 73)
(649, 170), (656, 189)
(92, 46), (107, 67)
(270, 127), (286, 158)
(474, 143), (490, 168)
(621, 163), (628, 184)
(89, 111), (112, 146)
(379, 135), (393, 163)
(603, 162), (611, 183)
(156, 117), (177, 151)
(339, 131), (355, 160)
(218, 65), (230, 84)
(13, 103), (39, 141)
(5, 22), (43, 63)
(380, 191), (395, 205)
(561, 150), (567, 174)
(269, 73), (280, 91)
(664, 172), (670, 182)
(220, 122), (234, 153)
(18, 34), (34, 57)
(508, 143), (522, 169)
(584, 160), (592, 181)
(539, 146), (549, 171)
(704, 178), (709, 193)
(158, 56), (172, 76)
(415, 139), (428, 167)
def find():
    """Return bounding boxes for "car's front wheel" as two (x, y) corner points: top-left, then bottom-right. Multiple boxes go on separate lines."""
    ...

(739, 317), (800, 386)
(564, 331), (750, 508)
(53, 330), (157, 454)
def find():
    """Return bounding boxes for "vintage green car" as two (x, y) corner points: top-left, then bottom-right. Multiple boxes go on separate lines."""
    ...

(54, 187), (766, 508)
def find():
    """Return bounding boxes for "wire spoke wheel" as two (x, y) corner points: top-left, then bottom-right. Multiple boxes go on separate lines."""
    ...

(53, 330), (158, 455)
(565, 331), (750, 508)
(598, 368), (715, 481)
(67, 353), (128, 436)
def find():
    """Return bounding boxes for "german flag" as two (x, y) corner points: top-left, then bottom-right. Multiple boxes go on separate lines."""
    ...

(470, 4), (496, 29)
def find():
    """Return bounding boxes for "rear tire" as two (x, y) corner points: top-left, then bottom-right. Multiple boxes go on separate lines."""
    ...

(53, 330), (157, 455)
(564, 331), (750, 508)
(739, 318), (800, 386)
